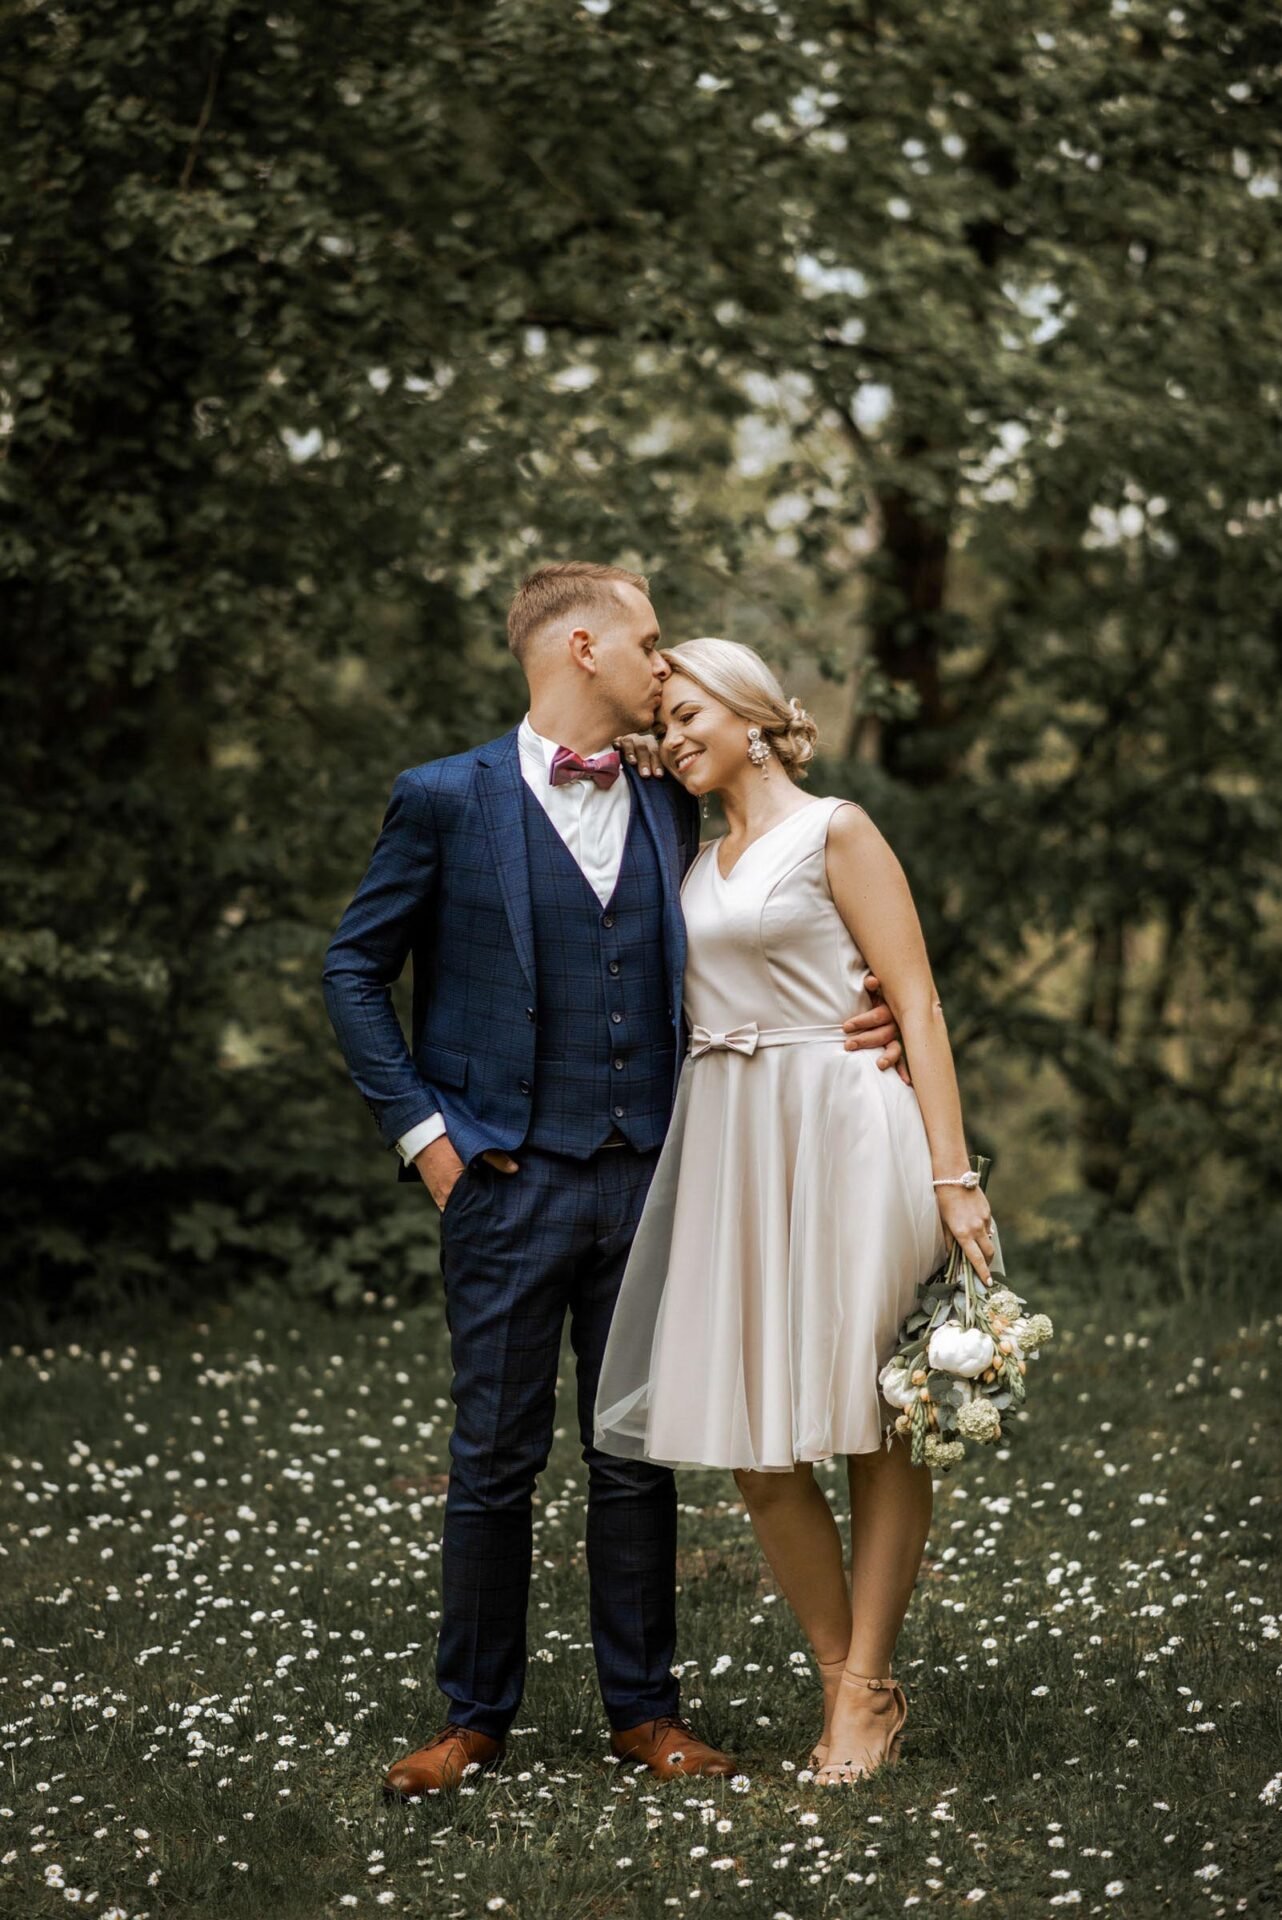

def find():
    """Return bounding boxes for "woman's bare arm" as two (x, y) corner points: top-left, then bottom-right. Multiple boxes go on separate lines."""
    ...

(823, 802), (996, 1279)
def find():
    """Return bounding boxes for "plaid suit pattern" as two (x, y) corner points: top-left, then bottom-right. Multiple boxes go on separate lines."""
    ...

(321, 727), (700, 1178)
(522, 783), (676, 1156)
(322, 728), (702, 1737)
(437, 1144), (679, 1737)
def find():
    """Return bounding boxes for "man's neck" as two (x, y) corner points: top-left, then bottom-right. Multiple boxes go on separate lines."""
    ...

(526, 702), (619, 759)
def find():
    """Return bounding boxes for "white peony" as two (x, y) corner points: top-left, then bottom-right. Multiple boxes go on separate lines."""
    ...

(878, 1359), (919, 1410)
(927, 1325), (996, 1377)
(956, 1396), (1002, 1443)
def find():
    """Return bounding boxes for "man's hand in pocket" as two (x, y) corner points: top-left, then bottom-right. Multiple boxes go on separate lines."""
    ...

(414, 1136), (519, 1209)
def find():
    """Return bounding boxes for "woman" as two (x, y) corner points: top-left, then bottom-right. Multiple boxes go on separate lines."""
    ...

(593, 637), (997, 1787)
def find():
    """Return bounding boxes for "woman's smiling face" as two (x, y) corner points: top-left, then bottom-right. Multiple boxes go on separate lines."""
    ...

(656, 670), (745, 793)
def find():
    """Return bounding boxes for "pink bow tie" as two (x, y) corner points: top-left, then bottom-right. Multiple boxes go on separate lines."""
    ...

(549, 745), (623, 790)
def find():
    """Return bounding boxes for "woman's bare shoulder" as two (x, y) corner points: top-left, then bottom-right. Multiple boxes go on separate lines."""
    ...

(823, 796), (904, 871)
(823, 796), (876, 838)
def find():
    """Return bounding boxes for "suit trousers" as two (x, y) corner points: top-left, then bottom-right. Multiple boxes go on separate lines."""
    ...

(435, 1142), (681, 1740)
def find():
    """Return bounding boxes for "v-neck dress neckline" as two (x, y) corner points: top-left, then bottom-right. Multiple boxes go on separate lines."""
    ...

(713, 799), (826, 884)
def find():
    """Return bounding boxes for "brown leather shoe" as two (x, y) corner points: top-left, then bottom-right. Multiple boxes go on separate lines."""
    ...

(610, 1714), (738, 1778)
(381, 1723), (504, 1797)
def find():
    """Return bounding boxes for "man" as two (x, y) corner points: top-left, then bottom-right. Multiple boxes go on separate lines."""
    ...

(322, 562), (902, 1793)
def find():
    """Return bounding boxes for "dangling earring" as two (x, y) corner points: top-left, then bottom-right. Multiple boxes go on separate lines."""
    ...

(747, 726), (772, 777)
(701, 794), (710, 820)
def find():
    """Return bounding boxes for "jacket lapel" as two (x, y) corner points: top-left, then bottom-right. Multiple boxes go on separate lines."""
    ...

(476, 728), (536, 995)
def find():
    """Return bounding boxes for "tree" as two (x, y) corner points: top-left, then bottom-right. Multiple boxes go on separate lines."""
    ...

(3, 0), (1278, 1319)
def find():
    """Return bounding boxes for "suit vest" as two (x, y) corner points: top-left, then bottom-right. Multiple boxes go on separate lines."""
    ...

(522, 783), (676, 1156)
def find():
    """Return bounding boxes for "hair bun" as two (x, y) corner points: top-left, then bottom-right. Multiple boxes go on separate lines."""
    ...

(773, 696), (818, 779)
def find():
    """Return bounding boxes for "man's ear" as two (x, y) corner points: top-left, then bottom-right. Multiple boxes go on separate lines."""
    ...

(568, 625), (597, 674)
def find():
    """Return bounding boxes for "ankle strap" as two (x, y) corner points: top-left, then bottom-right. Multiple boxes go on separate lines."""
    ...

(839, 1669), (896, 1690)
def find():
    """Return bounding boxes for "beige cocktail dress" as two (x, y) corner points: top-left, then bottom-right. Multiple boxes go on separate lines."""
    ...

(593, 795), (948, 1472)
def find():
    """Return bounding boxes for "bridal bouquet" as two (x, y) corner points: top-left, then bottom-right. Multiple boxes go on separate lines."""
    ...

(878, 1155), (1053, 1470)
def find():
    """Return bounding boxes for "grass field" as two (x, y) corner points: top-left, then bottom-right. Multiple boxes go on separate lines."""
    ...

(1, 1271), (1278, 1920)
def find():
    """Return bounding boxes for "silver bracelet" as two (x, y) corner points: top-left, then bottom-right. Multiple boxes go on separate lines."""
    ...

(932, 1171), (980, 1189)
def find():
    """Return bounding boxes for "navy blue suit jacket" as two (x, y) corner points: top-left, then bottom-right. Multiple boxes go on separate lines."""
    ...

(322, 727), (702, 1179)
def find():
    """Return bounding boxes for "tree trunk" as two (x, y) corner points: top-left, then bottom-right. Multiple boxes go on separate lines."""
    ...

(847, 472), (953, 780)
(1077, 915), (1130, 1201)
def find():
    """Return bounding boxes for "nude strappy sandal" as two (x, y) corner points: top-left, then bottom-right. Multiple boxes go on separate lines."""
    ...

(813, 1670), (907, 1786)
(807, 1655), (850, 1771)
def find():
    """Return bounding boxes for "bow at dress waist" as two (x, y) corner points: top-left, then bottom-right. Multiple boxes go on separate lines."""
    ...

(687, 1021), (847, 1060)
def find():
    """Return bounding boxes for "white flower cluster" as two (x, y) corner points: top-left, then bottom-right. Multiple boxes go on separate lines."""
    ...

(878, 1217), (1054, 1472)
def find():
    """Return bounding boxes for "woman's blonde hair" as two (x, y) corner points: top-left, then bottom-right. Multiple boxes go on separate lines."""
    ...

(660, 637), (819, 781)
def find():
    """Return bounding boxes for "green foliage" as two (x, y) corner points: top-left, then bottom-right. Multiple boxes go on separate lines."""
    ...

(2, 1), (1279, 1316)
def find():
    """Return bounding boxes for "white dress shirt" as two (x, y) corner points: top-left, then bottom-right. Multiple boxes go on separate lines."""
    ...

(396, 715), (634, 1165)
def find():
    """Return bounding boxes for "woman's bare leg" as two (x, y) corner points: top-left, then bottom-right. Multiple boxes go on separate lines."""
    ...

(733, 1464), (851, 1752)
(821, 1439), (933, 1776)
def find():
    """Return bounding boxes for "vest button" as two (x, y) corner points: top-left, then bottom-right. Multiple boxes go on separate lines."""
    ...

(519, 1078), (531, 1095)
(609, 961), (620, 975)
(613, 1057), (624, 1071)
(602, 914), (615, 928)
(611, 1011), (623, 1024)
(526, 1007), (535, 1021)
(613, 1105), (624, 1119)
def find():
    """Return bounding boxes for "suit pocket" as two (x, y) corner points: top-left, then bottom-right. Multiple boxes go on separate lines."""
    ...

(441, 1163), (472, 1220)
(419, 1043), (468, 1090)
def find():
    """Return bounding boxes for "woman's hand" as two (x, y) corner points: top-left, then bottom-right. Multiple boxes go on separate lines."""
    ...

(613, 731), (665, 777)
(935, 1185), (998, 1284)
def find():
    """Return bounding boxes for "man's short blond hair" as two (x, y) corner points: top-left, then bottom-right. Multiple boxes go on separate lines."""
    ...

(506, 562), (650, 665)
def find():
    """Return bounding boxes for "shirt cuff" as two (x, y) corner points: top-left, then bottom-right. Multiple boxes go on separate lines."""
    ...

(396, 1113), (447, 1165)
